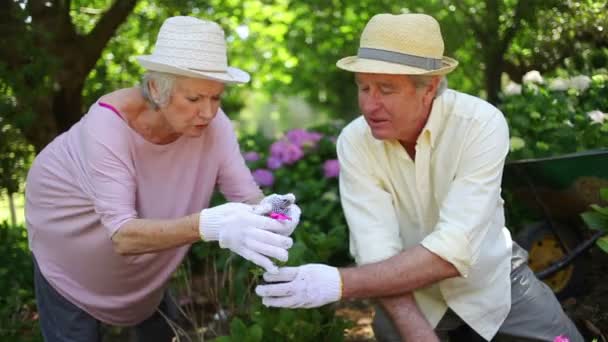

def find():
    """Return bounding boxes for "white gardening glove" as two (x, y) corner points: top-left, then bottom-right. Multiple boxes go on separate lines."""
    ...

(199, 202), (293, 273)
(253, 193), (301, 236)
(255, 264), (342, 308)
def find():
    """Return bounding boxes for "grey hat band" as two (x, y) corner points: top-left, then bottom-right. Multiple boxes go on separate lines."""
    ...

(357, 47), (442, 70)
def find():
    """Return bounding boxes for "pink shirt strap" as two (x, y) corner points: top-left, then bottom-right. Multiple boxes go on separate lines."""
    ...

(98, 102), (124, 120)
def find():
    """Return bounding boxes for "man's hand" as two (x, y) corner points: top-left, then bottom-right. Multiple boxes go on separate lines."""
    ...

(254, 193), (301, 236)
(199, 202), (293, 273)
(255, 264), (342, 308)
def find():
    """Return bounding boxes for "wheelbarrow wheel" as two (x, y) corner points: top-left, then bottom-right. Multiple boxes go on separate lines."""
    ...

(515, 221), (587, 300)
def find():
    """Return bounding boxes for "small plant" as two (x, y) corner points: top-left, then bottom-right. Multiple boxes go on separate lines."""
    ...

(581, 188), (608, 253)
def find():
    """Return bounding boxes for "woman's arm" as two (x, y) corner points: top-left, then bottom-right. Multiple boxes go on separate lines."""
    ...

(111, 214), (199, 255)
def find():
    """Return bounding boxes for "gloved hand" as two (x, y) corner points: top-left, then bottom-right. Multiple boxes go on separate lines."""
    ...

(255, 264), (342, 308)
(253, 193), (301, 236)
(199, 202), (293, 273)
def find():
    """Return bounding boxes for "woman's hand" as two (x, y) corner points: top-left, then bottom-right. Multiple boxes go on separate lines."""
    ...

(199, 202), (293, 273)
(254, 193), (302, 236)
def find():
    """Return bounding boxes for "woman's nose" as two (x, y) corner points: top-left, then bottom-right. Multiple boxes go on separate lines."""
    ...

(198, 101), (215, 120)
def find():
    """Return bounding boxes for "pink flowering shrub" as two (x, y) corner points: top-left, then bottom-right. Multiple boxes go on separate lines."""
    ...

(191, 123), (352, 341)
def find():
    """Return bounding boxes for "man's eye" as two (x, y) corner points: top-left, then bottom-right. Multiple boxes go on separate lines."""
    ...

(211, 96), (221, 101)
(380, 87), (393, 94)
(187, 97), (199, 102)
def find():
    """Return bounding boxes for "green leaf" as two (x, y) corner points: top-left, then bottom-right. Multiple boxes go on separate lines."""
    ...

(581, 211), (608, 231)
(246, 324), (263, 342)
(213, 337), (232, 342)
(590, 204), (608, 216)
(600, 188), (608, 202)
(230, 318), (248, 339)
(596, 235), (608, 254)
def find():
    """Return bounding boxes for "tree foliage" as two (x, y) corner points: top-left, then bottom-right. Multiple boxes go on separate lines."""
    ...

(0, 0), (606, 167)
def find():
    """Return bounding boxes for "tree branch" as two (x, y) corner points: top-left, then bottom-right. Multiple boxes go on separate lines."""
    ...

(83, 0), (138, 70)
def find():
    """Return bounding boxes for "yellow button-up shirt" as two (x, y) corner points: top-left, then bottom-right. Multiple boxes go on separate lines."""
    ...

(337, 89), (513, 340)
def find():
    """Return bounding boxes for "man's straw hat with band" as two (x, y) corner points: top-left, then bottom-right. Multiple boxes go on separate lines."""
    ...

(137, 16), (250, 84)
(337, 13), (458, 76)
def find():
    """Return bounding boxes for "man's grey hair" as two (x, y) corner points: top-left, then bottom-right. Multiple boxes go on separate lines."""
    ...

(409, 75), (447, 98)
(140, 71), (178, 109)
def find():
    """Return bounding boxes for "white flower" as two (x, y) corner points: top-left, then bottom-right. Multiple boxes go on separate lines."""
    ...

(587, 110), (606, 124)
(570, 75), (592, 92)
(549, 78), (569, 91)
(522, 70), (544, 84)
(504, 81), (522, 96)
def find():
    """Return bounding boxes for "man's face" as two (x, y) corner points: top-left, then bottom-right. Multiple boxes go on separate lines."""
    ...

(355, 73), (434, 144)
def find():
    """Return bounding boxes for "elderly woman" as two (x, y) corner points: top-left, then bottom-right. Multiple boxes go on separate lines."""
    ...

(25, 16), (299, 342)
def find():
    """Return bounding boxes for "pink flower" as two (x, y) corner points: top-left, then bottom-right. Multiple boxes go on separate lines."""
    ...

(252, 169), (274, 187)
(243, 151), (260, 162)
(269, 212), (291, 221)
(266, 156), (283, 170)
(286, 128), (323, 148)
(553, 335), (570, 342)
(323, 159), (340, 178)
(270, 140), (304, 165)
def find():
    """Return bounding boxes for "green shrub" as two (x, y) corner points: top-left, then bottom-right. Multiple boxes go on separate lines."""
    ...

(499, 72), (608, 160)
(0, 221), (41, 341)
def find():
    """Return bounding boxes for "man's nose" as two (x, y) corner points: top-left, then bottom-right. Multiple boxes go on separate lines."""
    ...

(360, 93), (381, 113)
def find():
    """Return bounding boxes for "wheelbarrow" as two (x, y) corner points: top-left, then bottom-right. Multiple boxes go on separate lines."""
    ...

(502, 148), (608, 299)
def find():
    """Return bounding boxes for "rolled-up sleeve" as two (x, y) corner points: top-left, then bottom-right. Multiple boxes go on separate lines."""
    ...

(83, 124), (138, 238)
(337, 128), (403, 265)
(421, 113), (510, 277)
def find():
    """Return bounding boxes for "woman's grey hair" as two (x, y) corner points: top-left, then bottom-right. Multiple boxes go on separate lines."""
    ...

(409, 75), (447, 98)
(140, 71), (177, 109)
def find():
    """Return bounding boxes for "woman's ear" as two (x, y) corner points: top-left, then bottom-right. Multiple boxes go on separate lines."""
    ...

(148, 79), (163, 106)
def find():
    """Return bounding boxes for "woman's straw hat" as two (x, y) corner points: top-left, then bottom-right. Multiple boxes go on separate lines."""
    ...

(337, 13), (458, 75)
(137, 16), (249, 84)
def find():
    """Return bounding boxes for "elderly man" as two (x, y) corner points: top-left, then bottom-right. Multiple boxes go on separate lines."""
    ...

(256, 13), (583, 342)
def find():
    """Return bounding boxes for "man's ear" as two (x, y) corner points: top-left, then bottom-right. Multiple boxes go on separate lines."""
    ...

(423, 76), (441, 107)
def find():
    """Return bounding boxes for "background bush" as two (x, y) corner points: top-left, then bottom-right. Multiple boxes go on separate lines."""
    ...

(0, 222), (40, 341)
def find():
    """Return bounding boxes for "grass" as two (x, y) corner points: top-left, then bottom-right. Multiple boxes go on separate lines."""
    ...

(0, 192), (25, 226)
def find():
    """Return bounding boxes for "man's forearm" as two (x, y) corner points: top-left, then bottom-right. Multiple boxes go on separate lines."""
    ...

(340, 245), (460, 299)
(379, 293), (439, 342)
(111, 214), (200, 255)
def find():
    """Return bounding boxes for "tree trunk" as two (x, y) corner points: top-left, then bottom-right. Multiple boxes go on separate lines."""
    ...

(485, 54), (504, 105)
(8, 192), (16, 227)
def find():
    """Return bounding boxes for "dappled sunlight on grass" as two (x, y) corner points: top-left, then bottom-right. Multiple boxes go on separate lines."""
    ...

(0, 193), (25, 226)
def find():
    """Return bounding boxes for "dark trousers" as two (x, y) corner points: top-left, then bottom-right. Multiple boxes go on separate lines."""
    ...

(33, 257), (177, 342)
(373, 243), (584, 342)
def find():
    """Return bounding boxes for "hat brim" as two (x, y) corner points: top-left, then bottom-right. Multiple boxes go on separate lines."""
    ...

(137, 55), (250, 84)
(336, 55), (458, 76)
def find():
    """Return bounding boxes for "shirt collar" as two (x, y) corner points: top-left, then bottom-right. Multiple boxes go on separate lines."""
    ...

(420, 91), (446, 149)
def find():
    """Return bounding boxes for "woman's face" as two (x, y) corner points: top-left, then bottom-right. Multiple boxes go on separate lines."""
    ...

(162, 77), (225, 137)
